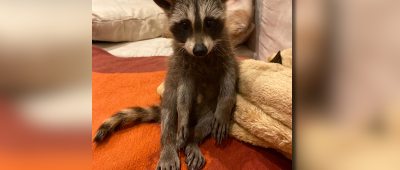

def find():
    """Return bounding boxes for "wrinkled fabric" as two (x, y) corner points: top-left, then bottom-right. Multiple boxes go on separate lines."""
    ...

(92, 0), (168, 42)
(258, 0), (292, 61)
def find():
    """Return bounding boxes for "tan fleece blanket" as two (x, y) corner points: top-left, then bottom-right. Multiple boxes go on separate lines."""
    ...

(157, 48), (293, 159)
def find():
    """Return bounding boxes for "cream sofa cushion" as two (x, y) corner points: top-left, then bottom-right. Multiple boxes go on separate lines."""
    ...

(258, 0), (292, 61)
(92, 0), (168, 42)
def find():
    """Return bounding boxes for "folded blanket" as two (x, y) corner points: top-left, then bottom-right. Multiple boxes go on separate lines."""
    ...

(157, 48), (293, 159)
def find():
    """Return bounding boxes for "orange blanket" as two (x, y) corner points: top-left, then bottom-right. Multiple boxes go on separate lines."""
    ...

(92, 45), (291, 170)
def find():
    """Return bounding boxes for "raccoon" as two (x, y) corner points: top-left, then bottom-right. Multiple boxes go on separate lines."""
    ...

(93, 0), (238, 169)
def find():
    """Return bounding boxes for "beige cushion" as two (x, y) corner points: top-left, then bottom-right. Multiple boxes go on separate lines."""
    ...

(92, 0), (168, 42)
(258, 0), (292, 61)
(226, 0), (254, 46)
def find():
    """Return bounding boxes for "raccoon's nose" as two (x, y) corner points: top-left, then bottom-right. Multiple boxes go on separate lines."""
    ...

(193, 44), (208, 56)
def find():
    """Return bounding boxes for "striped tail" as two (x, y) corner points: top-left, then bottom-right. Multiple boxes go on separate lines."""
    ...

(93, 106), (161, 142)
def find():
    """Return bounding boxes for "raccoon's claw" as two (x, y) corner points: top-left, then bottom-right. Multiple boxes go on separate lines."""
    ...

(211, 117), (229, 144)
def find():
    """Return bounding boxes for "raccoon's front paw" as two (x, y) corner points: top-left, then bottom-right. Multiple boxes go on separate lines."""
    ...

(211, 115), (230, 144)
(156, 149), (181, 170)
(176, 123), (189, 150)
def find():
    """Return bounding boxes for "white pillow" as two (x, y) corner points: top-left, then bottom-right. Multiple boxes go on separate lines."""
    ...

(92, 0), (168, 42)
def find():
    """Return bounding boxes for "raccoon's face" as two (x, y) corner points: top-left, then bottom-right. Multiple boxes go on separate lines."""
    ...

(154, 0), (227, 57)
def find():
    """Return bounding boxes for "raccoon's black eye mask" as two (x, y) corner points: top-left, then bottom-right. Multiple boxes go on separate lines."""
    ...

(205, 18), (215, 28)
(170, 19), (193, 43)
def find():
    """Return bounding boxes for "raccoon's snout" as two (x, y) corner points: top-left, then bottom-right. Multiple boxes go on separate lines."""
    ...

(193, 44), (208, 56)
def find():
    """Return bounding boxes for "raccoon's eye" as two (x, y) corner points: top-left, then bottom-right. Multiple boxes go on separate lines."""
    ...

(181, 21), (189, 30)
(205, 19), (214, 28)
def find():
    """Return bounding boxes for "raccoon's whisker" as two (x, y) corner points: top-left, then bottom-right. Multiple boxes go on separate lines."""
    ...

(216, 49), (224, 56)
(232, 46), (239, 52)
(179, 47), (189, 56)
(179, 47), (185, 54)
(218, 44), (231, 57)
(215, 44), (227, 57)
(218, 44), (228, 53)
(211, 45), (218, 53)
(216, 49), (226, 59)
(214, 45), (223, 55)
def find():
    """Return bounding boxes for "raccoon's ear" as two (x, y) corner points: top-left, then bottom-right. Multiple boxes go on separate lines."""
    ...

(154, 0), (173, 12)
